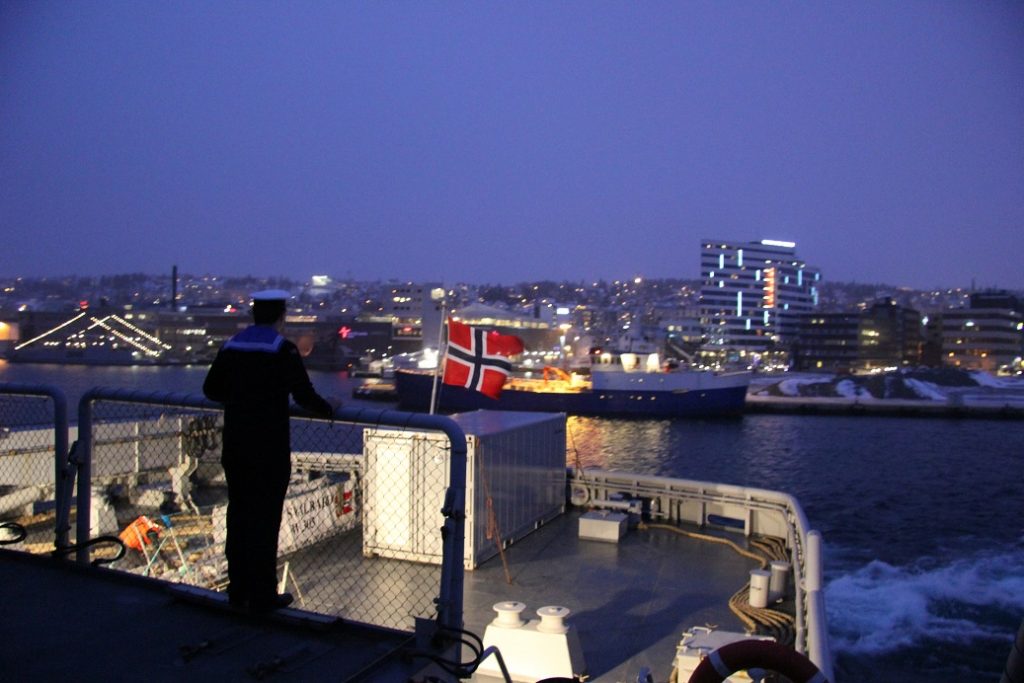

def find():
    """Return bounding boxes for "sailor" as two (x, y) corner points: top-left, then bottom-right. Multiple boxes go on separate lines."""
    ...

(203, 289), (337, 612)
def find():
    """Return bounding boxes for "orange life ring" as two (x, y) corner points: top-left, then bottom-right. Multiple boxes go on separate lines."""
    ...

(687, 640), (829, 683)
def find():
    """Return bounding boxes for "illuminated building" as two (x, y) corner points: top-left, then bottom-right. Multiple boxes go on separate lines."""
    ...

(941, 291), (1023, 372)
(793, 299), (925, 372)
(792, 312), (860, 371)
(11, 307), (171, 364)
(699, 239), (821, 360)
(381, 282), (444, 349)
(857, 298), (923, 371)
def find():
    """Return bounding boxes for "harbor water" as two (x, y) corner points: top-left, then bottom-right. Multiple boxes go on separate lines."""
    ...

(2, 361), (1022, 682)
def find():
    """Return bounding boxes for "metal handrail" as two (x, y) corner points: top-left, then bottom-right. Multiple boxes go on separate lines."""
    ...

(73, 387), (468, 631)
(0, 383), (69, 551)
(570, 467), (833, 681)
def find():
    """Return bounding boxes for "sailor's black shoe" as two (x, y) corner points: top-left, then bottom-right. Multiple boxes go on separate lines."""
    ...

(249, 592), (293, 613)
(227, 591), (249, 609)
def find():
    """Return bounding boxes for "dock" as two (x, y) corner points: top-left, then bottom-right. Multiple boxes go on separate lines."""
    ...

(745, 393), (1024, 419)
(354, 379), (1024, 419)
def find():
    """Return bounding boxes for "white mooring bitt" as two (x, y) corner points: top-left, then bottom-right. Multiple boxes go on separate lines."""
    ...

(748, 569), (771, 608)
(477, 602), (586, 682)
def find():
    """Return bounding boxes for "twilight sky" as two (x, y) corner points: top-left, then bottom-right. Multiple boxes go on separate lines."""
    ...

(2, 2), (1022, 290)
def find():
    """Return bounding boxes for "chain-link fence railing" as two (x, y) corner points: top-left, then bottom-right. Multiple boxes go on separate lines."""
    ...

(67, 389), (467, 634)
(0, 383), (69, 554)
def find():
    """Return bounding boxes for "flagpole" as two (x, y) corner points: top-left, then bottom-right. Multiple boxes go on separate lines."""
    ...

(429, 300), (447, 415)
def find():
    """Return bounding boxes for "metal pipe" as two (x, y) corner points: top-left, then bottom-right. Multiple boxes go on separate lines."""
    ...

(805, 530), (823, 592)
(0, 486), (45, 516)
(806, 589), (834, 683)
(804, 530), (834, 682)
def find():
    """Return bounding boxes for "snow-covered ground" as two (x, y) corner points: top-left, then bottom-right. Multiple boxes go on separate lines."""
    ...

(753, 369), (1024, 406)
(969, 371), (1024, 389)
(834, 379), (872, 399)
(902, 378), (946, 401)
(775, 377), (832, 396)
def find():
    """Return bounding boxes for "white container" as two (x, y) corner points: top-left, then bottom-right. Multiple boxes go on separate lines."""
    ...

(578, 510), (628, 542)
(362, 410), (566, 569)
(769, 560), (791, 602)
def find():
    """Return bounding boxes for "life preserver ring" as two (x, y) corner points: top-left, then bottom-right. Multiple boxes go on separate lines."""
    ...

(687, 640), (829, 683)
(569, 484), (591, 506)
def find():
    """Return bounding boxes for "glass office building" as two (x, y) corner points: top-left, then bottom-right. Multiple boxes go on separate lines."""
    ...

(699, 239), (821, 360)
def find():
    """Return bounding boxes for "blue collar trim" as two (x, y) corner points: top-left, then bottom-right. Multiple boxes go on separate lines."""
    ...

(224, 325), (284, 353)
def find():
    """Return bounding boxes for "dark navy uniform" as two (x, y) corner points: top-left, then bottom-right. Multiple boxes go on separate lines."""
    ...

(203, 323), (332, 609)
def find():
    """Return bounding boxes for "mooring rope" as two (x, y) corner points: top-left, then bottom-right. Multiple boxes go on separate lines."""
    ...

(639, 522), (796, 644)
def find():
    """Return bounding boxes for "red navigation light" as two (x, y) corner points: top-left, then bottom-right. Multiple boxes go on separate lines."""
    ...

(79, 300), (89, 310)
(338, 325), (351, 339)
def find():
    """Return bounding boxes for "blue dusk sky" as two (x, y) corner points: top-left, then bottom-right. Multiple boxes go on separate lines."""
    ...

(2, 2), (1022, 289)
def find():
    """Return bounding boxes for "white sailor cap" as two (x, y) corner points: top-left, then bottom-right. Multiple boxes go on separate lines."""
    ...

(251, 289), (291, 302)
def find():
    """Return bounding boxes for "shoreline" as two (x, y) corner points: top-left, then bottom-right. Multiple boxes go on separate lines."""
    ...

(745, 393), (1024, 419)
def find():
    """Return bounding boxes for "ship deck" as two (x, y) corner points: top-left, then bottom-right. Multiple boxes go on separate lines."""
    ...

(0, 508), (770, 683)
(461, 508), (762, 682)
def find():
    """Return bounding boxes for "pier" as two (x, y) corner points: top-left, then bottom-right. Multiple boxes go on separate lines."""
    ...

(351, 378), (1024, 419)
(745, 393), (1024, 419)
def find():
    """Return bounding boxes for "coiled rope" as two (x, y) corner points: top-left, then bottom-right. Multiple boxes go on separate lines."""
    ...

(640, 522), (795, 645)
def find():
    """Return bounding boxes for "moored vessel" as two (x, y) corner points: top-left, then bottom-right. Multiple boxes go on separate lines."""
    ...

(396, 351), (751, 418)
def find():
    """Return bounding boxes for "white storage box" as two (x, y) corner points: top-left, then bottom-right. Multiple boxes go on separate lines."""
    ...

(363, 410), (566, 569)
(578, 510), (628, 542)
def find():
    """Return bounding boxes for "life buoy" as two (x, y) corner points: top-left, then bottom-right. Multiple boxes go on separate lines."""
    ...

(569, 484), (591, 506)
(687, 640), (829, 683)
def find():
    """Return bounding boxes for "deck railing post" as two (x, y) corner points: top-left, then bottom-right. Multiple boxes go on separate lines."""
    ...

(51, 389), (69, 552)
(437, 420), (467, 631)
(804, 530), (834, 682)
(0, 383), (69, 552)
(75, 391), (96, 565)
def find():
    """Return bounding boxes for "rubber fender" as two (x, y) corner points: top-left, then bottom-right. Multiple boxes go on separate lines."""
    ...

(687, 639), (829, 683)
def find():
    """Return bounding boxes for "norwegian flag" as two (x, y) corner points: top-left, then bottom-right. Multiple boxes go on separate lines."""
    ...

(443, 319), (524, 400)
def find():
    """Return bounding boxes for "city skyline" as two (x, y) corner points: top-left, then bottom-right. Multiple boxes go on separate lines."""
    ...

(2, 3), (1022, 290)
(2, 267), (1016, 296)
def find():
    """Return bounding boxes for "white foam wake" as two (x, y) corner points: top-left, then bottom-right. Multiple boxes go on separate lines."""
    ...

(824, 547), (1024, 654)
